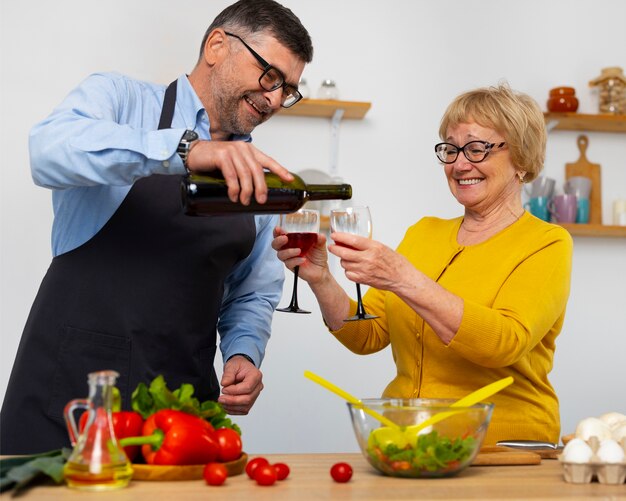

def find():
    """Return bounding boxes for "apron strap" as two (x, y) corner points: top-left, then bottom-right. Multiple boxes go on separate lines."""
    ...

(158, 79), (178, 130)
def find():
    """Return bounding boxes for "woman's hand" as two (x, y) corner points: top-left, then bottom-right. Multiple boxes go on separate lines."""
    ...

(329, 231), (463, 344)
(328, 232), (412, 293)
(272, 227), (330, 285)
(186, 140), (293, 205)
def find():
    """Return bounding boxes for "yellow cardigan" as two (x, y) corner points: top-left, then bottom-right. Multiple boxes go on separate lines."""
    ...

(331, 212), (573, 444)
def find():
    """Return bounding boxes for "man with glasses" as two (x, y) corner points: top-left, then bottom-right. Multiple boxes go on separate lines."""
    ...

(1, 0), (313, 454)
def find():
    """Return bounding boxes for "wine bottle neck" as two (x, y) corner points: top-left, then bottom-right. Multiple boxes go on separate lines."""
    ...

(306, 184), (352, 201)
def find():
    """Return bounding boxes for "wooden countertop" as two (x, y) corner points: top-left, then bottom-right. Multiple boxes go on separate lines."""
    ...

(16, 453), (625, 500)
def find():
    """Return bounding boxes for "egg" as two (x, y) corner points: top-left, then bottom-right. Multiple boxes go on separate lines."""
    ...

(596, 439), (625, 463)
(612, 422), (626, 442)
(562, 438), (594, 463)
(598, 412), (626, 431)
(575, 417), (613, 441)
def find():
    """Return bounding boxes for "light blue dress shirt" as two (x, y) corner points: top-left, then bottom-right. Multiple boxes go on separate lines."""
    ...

(28, 72), (284, 366)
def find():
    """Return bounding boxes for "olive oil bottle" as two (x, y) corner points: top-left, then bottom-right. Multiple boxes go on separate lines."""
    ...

(63, 371), (133, 491)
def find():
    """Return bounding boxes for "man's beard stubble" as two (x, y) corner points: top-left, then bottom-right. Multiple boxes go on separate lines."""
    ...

(209, 72), (268, 136)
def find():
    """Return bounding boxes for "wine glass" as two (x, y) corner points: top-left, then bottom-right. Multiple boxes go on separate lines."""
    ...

(329, 206), (378, 321)
(276, 209), (320, 314)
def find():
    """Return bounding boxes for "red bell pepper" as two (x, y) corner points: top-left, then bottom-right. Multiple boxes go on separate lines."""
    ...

(78, 410), (144, 461)
(120, 409), (219, 465)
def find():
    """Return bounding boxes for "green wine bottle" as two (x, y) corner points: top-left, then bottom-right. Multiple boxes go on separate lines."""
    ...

(181, 172), (352, 215)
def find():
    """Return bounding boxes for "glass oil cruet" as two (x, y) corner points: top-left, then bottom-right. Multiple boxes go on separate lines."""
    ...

(63, 370), (133, 490)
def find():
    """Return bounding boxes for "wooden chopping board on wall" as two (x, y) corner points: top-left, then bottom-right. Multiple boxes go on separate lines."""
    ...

(565, 135), (602, 224)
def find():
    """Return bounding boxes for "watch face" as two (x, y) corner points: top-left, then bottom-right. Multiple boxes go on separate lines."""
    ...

(183, 130), (198, 142)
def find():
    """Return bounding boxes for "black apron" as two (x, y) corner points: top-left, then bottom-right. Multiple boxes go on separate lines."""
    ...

(0, 80), (256, 454)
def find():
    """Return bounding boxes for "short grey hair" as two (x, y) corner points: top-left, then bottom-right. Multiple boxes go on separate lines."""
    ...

(199, 0), (313, 63)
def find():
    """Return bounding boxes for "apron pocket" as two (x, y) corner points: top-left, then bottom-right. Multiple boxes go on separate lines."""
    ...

(195, 345), (219, 401)
(46, 325), (131, 424)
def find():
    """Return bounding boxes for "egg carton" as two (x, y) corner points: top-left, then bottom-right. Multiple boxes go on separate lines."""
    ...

(559, 436), (626, 485)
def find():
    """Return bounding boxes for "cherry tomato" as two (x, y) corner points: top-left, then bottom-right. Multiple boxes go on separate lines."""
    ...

(254, 464), (278, 486)
(245, 457), (269, 479)
(330, 462), (353, 483)
(203, 462), (228, 486)
(214, 428), (243, 462)
(273, 462), (290, 480)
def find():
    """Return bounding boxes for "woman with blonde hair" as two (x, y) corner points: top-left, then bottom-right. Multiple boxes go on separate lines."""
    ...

(273, 83), (573, 444)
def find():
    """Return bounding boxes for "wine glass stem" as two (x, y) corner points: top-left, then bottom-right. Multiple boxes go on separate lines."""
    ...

(288, 266), (301, 309)
(355, 283), (366, 317)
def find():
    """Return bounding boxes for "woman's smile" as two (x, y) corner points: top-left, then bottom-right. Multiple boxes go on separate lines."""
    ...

(457, 177), (484, 186)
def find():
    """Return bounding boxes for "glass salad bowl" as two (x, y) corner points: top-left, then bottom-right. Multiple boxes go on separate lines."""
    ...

(347, 398), (493, 478)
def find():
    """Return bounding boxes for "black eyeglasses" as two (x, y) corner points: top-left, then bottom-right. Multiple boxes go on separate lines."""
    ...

(434, 141), (507, 164)
(225, 32), (302, 108)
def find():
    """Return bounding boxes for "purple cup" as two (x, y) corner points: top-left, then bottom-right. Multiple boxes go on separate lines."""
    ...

(548, 194), (577, 223)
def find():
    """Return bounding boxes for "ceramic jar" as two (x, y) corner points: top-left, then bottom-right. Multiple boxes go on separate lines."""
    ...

(547, 87), (579, 113)
(589, 67), (626, 114)
(317, 80), (339, 100)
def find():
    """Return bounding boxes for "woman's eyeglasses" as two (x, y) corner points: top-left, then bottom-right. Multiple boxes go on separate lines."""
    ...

(434, 141), (506, 164)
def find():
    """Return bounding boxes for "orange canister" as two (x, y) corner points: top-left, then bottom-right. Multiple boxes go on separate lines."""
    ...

(547, 87), (579, 112)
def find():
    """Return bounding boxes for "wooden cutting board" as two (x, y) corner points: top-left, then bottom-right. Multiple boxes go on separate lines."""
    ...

(131, 452), (248, 481)
(565, 135), (602, 224)
(473, 446), (542, 466)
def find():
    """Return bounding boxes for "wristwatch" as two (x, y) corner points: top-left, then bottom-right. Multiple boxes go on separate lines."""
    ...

(176, 129), (199, 168)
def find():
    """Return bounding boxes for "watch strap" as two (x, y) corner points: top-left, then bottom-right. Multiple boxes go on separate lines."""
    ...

(177, 129), (199, 167)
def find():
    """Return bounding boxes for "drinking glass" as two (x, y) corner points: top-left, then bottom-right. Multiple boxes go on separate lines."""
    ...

(329, 206), (378, 321)
(276, 209), (320, 314)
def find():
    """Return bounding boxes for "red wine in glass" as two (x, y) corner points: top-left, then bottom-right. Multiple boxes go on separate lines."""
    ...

(277, 210), (320, 314)
(285, 232), (318, 256)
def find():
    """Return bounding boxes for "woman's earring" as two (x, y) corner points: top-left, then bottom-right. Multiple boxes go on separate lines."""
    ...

(518, 171), (526, 183)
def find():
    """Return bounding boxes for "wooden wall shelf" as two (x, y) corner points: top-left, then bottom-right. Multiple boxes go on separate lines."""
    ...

(280, 99), (372, 119)
(544, 112), (626, 133)
(558, 223), (626, 238)
(277, 98), (372, 177)
(545, 112), (626, 239)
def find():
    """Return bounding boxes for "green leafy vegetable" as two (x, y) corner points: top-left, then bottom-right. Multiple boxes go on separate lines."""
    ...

(0, 448), (70, 495)
(367, 430), (476, 477)
(131, 375), (241, 434)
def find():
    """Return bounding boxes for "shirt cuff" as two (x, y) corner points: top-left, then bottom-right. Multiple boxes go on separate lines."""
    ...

(227, 353), (255, 367)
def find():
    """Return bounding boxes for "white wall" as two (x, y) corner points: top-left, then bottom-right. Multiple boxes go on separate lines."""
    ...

(1, 0), (625, 453)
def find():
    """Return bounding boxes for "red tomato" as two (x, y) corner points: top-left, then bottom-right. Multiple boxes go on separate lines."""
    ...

(254, 464), (278, 486)
(214, 428), (243, 462)
(330, 462), (353, 483)
(245, 457), (269, 479)
(273, 462), (290, 480)
(203, 462), (228, 486)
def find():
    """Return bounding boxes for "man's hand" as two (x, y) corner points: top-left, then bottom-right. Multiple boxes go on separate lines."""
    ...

(186, 140), (293, 205)
(218, 355), (264, 415)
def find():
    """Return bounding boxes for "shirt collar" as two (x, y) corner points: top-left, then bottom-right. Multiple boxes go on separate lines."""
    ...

(177, 74), (251, 143)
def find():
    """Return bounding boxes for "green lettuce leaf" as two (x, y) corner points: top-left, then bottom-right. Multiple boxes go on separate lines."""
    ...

(131, 375), (241, 434)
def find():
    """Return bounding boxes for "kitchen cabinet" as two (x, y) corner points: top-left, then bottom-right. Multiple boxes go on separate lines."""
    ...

(544, 112), (626, 238)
